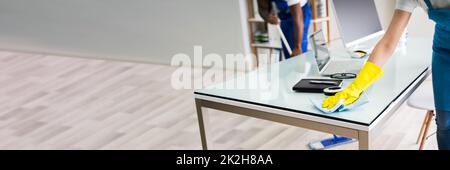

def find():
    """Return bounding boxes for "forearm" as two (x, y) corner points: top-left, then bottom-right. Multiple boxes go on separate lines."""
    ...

(368, 38), (398, 66)
(290, 4), (304, 50)
(293, 17), (304, 50)
(368, 10), (412, 66)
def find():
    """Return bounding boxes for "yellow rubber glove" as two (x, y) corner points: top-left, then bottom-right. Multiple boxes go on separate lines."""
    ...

(322, 61), (384, 109)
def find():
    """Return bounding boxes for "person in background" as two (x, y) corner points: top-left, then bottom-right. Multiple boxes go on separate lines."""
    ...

(257, 0), (311, 59)
(322, 0), (450, 150)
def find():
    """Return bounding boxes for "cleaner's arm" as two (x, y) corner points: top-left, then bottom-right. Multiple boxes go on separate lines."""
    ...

(368, 10), (412, 66)
(322, 10), (412, 109)
(289, 3), (304, 57)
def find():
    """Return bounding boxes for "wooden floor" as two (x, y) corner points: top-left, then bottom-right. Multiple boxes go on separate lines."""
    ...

(0, 50), (437, 150)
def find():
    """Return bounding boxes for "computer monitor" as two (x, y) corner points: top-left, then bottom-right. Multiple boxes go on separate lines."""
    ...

(332, 0), (384, 48)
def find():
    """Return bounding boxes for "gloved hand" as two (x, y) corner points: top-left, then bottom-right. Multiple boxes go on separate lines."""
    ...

(322, 61), (384, 109)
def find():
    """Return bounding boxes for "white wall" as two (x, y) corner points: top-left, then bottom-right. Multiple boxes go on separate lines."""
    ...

(0, 0), (251, 66)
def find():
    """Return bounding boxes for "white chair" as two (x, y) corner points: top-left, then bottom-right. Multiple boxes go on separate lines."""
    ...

(407, 81), (435, 150)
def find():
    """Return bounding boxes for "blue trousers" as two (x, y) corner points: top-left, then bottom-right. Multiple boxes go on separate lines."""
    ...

(436, 110), (450, 150)
(279, 2), (311, 59)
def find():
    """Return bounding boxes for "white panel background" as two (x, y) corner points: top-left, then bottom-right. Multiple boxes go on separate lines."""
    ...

(0, 0), (250, 66)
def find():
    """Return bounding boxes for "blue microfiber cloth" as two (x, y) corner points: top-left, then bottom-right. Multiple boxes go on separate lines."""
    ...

(309, 94), (369, 113)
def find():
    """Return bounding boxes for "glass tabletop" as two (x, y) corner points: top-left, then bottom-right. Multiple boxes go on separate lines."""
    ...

(195, 38), (432, 125)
